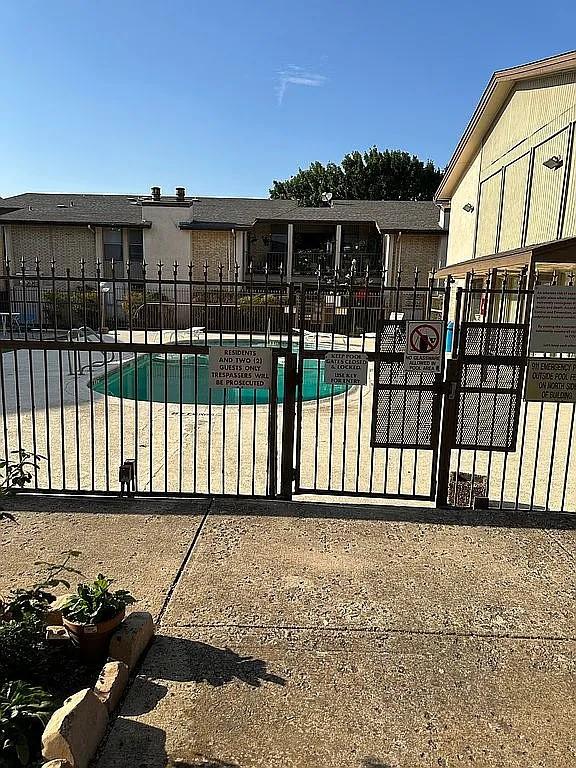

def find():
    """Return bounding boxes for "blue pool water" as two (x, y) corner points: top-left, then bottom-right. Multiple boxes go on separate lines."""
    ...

(90, 341), (347, 405)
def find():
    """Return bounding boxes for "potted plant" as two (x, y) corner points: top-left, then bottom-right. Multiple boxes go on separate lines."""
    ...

(60, 575), (135, 658)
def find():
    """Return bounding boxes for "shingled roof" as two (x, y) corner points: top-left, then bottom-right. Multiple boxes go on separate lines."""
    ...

(0, 193), (443, 233)
(0, 193), (148, 226)
(181, 197), (443, 232)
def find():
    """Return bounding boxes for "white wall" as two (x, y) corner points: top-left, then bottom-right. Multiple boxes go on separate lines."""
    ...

(142, 206), (191, 273)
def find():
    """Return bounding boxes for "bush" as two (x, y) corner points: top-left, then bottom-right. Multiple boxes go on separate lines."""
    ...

(0, 680), (55, 767)
(0, 616), (47, 685)
(120, 290), (168, 320)
(43, 287), (99, 330)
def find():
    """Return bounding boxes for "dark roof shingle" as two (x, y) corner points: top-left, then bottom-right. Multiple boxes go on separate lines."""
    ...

(182, 197), (442, 232)
(0, 193), (146, 226)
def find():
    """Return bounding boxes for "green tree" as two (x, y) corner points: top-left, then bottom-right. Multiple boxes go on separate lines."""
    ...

(270, 147), (443, 206)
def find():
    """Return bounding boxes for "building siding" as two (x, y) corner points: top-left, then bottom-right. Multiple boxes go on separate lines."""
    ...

(447, 72), (576, 266)
(190, 230), (234, 280)
(481, 71), (576, 176)
(446, 151), (481, 265)
(8, 224), (97, 273)
(398, 234), (443, 276)
(498, 153), (530, 252)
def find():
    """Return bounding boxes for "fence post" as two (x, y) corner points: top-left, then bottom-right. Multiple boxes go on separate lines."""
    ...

(436, 357), (460, 507)
(280, 283), (297, 500)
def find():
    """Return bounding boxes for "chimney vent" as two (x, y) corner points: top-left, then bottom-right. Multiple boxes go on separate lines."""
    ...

(176, 186), (185, 202)
(151, 186), (161, 201)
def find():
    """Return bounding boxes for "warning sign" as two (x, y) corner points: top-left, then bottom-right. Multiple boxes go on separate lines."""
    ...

(324, 352), (368, 385)
(525, 358), (576, 403)
(404, 321), (444, 373)
(208, 347), (273, 389)
(529, 285), (576, 353)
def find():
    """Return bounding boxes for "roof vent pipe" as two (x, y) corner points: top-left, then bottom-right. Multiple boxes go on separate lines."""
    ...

(176, 187), (185, 202)
(151, 186), (161, 201)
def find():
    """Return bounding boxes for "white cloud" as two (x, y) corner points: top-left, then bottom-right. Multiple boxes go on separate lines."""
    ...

(276, 66), (327, 106)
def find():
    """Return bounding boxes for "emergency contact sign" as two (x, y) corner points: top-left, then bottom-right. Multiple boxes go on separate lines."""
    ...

(404, 321), (444, 373)
(324, 352), (368, 385)
(208, 347), (273, 389)
(525, 358), (576, 403)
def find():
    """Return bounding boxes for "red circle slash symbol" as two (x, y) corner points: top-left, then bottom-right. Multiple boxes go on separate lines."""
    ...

(410, 324), (440, 354)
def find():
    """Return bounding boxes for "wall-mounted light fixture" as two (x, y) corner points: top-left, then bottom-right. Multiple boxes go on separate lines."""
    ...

(462, 203), (474, 213)
(543, 155), (563, 170)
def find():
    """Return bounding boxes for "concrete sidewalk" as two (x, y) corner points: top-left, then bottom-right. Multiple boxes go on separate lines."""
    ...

(86, 499), (576, 768)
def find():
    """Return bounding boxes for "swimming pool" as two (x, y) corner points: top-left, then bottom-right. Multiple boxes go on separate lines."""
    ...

(90, 343), (347, 405)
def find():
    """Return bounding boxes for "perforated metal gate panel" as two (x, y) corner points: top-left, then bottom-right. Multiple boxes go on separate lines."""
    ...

(454, 323), (526, 451)
(371, 320), (443, 448)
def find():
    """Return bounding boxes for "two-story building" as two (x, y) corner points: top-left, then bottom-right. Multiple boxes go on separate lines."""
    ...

(0, 188), (447, 284)
(435, 50), (576, 298)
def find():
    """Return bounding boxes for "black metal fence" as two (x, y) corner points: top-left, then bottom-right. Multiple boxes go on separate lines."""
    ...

(0, 258), (575, 513)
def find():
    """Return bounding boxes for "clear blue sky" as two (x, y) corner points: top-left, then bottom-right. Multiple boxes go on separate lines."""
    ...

(1, 0), (575, 198)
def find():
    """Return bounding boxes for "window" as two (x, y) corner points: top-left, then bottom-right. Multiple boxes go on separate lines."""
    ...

(128, 229), (144, 281)
(103, 228), (123, 278)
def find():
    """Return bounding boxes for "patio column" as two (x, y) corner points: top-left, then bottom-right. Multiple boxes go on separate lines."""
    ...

(286, 223), (294, 280)
(334, 224), (342, 275)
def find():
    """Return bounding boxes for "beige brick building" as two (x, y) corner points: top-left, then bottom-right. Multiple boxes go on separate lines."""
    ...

(0, 190), (447, 285)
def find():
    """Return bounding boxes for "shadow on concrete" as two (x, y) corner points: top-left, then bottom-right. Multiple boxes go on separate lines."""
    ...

(360, 759), (394, 768)
(120, 678), (169, 717)
(96, 717), (167, 768)
(3, 493), (575, 530)
(168, 759), (240, 767)
(146, 635), (287, 688)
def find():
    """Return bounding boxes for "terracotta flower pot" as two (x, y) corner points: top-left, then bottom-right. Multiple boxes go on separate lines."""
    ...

(63, 608), (125, 660)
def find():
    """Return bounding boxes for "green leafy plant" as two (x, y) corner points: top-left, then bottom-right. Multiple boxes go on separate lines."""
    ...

(237, 293), (282, 307)
(61, 575), (135, 625)
(0, 616), (46, 684)
(0, 450), (45, 523)
(121, 290), (168, 320)
(0, 680), (55, 767)
(43, 287), (99, 330)
(5, 550), (84, 622)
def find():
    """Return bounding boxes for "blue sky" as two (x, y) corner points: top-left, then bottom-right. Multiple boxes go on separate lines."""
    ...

(1, 0), (575, 198)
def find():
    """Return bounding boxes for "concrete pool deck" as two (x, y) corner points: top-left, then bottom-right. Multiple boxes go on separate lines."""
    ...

(4, 496), (574, 767)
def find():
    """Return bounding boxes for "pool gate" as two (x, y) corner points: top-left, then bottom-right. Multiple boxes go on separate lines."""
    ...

(0, 259), (574, 513)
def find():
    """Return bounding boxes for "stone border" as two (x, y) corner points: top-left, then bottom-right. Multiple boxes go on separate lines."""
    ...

(41, 611), (154, 768)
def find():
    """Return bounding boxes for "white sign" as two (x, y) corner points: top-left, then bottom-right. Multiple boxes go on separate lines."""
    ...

(324, 352), (368, 385)
(529, 285), (576, 353)
(208, 347), (273, 389)
(525, 358), (576, 403)
(404, 321), (444, 373)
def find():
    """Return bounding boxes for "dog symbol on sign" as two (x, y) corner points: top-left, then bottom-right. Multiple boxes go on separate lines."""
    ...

(410, 324), (440, 354)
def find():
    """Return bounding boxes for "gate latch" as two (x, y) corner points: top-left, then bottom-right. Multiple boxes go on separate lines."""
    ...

(119, 459), (136, 497)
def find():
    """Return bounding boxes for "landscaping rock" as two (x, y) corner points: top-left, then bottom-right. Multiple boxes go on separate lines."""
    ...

(46, 625), (69, 642)
(94, 660), (129, 712)
(108, 611), (154, 670)
(42, 761), (74, 768)
(42, 688), (108, 768)
(45, 594), (74, 626)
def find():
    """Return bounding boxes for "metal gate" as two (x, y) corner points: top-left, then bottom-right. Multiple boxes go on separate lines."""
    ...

(292, 274), (450, 500)
(436, 272), (576, 513)
(1, 260), (575, 512)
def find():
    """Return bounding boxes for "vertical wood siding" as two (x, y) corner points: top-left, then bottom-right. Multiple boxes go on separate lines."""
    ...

(475, 172), (502, 257)
(526, 129), (570, 246)
(498, 154), (530, 252)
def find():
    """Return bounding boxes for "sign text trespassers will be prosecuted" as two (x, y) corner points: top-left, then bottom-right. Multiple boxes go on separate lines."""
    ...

(404, 320), (445, 373)
(208, 347), (273, 389)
